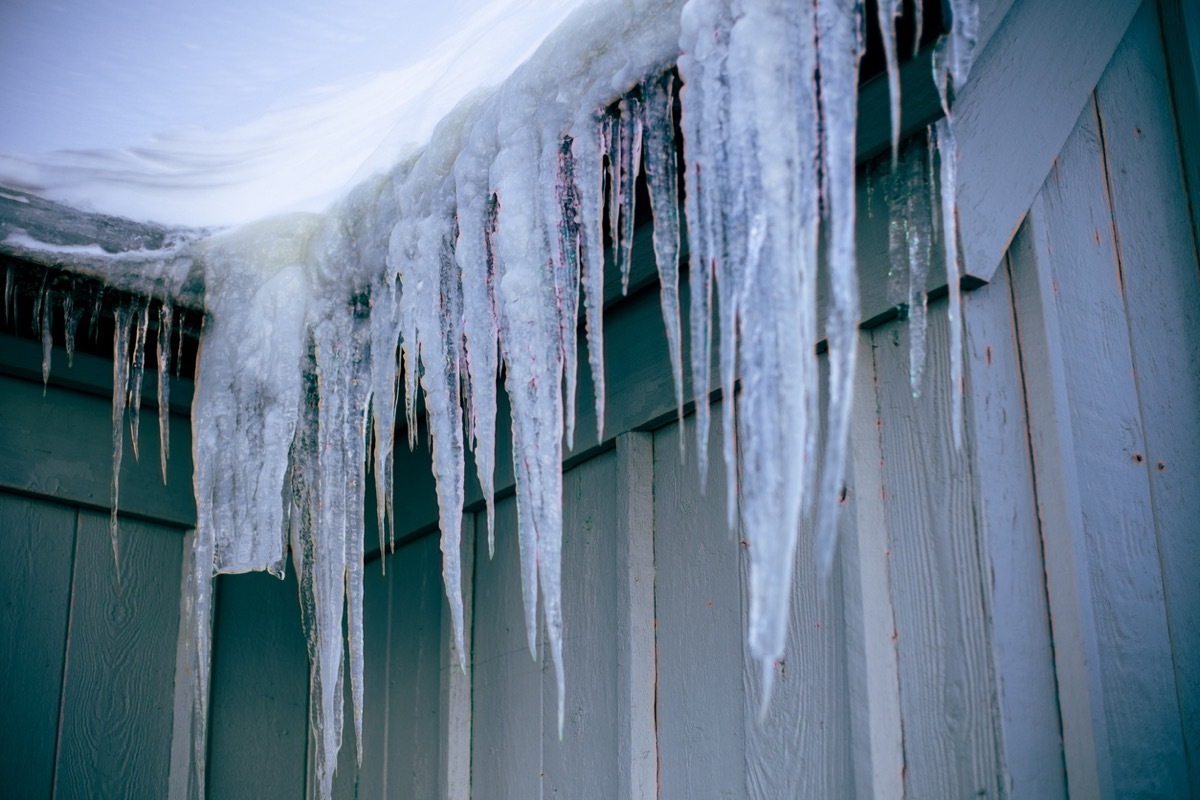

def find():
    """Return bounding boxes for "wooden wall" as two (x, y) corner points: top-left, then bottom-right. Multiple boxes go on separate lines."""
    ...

(0, 472), (187, 798)
(1, 2), (1197, 797)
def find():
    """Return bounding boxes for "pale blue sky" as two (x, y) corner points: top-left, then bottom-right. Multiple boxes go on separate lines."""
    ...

(0, 0), (585, 225)
(0, 0), (474, 155)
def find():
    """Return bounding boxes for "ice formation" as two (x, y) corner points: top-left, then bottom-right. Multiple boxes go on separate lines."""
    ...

(4, 0), (981, 793)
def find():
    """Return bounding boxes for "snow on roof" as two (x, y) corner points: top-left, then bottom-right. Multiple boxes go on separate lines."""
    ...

(0, 0), (592, 227)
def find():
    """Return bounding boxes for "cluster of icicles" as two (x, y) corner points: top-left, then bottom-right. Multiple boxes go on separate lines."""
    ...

(13, 0), (979, 795)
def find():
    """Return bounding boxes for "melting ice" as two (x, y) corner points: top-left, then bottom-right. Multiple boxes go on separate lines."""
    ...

(4, 0), (980, 794)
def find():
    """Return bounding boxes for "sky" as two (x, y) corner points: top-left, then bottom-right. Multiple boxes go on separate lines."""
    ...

(0, 0), (586, 226)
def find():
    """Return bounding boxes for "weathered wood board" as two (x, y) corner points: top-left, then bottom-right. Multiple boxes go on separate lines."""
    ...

(470, 496), (544, 799)
(205, 570), (310, 800)
(0, 492), (77, 799)
(963, 261), (1066, 797)
(652, 408), (747, 799)
(1010, 19), (1194, 790)
(1094, 5), (1200, 783)
(956, 0), (1143, 280)
(54, 510), (183, 799)
(0, 363), (196, 528)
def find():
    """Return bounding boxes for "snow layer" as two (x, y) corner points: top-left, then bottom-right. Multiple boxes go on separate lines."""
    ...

(11, 0), (981, 794)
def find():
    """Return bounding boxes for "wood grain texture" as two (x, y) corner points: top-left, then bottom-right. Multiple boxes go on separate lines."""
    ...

(615, 432), (658, 800)
(542, 450), (620, 799)
(1014, 86), (1188, 796)
(872, 306), (1003, 799)
(0, 372), (195, 527)
(167, 530), (206, 800)
(356, 535), (393, 799)
(1007, 215), (1109, 800)
(653, 408), (746, 799)
(471, 494), (544, 800)
(440, 516), (474, 800)
(955, 0), (1142, 281)
(962, 261), (1066, 798)
(379, 532), (443, 799)
(54, 510), (183, 799)
(1093, 7), (1200, 789)
(0, 492), (77, 799)
(743, 351), (852, 800)
(840, 335), (904, 800)
(205, 569), (310, 800)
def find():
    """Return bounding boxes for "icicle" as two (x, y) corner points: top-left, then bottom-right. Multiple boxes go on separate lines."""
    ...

(912, 0), (924, 57)
(935, 118), (963, 450)
(492, 83), (567, 734)
(110, 303), (133, 581)
(575, 114), (610, 442)
(455, 110), (501, 557)
(813, 0), (864, 581)
(640, 74), (685, 427)
(886, 161), (911, 316)
(394, 222), (422, 453)
(63, 278), (82, 368)
(392, 118), (470, 674)
(175, 307), (186, 378)
(187, 510), (216, 800)
(89, 288), (103, 342)
(878, 0), (903, 161)
(3, 263), (12, 325)
(39, 279), (52, 390)
(905, 140), (933, 396)
(678, 0), (730, 489)
(368, 270), (400, 556)
(127, 300), (149, 462)
(192, 216), (314, 577)
(616, 94), (644, 294)
(933, 0), (980, 452)
(550, 134), (583, 450)
(157, 303), (173, 483)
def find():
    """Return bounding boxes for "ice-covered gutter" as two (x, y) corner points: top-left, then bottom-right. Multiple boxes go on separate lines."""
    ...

(0, 0), (980, 796)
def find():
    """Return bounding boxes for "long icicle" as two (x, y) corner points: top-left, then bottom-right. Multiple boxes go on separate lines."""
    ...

(127, 300), (149, 463)
(157, 302), (173, 483)
(641, 74), (685, 427)
(814, 0), (865, 578)
(110, 303), (134, 582)
(933, 0), (980, 452)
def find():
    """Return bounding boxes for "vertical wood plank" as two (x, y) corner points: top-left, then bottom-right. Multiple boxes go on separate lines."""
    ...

(542, 450), (620, 798)
(356, 542), (393, 798)
(954, 0), (1142, 280)
(873, 307), (1003, 799)
(0, 492), (76, 799)
(205, 569), (310, 800)
(381, 532), (443, 797)
(1007, 214), (1108, 799)
(54, 510), (183, 799)
(839, 334), (904, 800)
(1094, 8), (1200, 787)
(312, 639), (360, 800)
(963, 261), (1066, 798)
(615, 432), (657, 800)
(743, 351), (852, 799)
(440, 514), (474, 800)
(168, 530), (208, 800)
(1013, 87), (1188, 796)
(471, 495), (543, 799)
(653, 407), (745, 799)
(0, 372), (196, 527)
